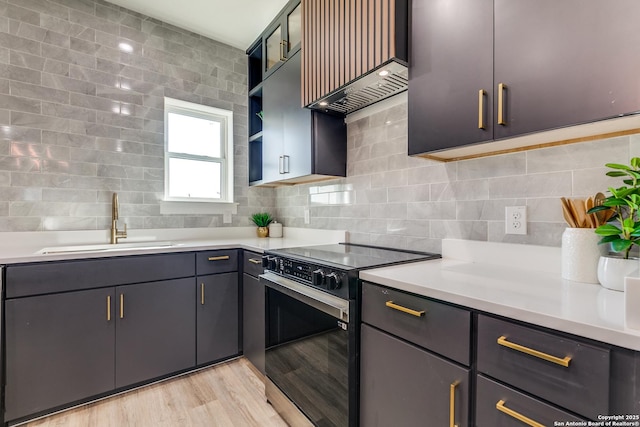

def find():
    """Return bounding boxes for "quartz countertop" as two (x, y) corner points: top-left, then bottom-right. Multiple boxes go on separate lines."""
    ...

(0, 227), (346, 264)
(360, 239), (640, 351)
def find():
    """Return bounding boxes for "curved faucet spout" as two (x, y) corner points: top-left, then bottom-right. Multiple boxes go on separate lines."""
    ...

(112, 192), (119, 221)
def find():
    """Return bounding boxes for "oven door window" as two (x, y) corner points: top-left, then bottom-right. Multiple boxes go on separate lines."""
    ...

(266, 287), (349, 427)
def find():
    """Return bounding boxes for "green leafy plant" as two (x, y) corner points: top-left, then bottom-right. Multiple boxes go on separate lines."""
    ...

(589, 158), (640, 259)
(250, 212), (273, 227)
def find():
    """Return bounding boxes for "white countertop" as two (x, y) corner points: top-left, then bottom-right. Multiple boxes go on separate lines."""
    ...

(0, 227), (346, 264)
(360, 239), (640, 351)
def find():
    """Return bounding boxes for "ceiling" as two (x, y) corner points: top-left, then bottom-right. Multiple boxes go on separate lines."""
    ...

(105, 0), (290, 50)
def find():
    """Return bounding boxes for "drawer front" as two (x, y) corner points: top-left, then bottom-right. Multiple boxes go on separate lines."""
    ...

(360, 324), (470, 427)
(477, 314), (610, 419)
(6, 253), (195, 298)
(476, 375), (585, 426)
(242, 251), (264, 278)
(196, 250), (238, 275)
(361, 282), (471, 365)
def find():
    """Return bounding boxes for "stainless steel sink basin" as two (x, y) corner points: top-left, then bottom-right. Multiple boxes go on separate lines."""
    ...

(37, 241), (180, 255)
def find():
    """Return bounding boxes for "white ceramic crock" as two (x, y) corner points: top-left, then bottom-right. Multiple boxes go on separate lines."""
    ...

(561, 228), (606, 283)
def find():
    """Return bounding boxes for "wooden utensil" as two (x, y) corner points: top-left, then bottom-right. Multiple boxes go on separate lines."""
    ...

(570, 198), (587, 228)
(585, 197), (596, 228)
(594, 192), (608, 226)
(560, 197), (577, 228)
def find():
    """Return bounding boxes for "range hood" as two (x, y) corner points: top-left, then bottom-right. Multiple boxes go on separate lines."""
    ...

(301, 0), (409, 115)
(307, 61), (408, 115)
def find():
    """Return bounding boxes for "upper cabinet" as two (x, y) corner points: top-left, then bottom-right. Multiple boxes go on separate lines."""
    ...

(264, 1), (302, 79)
(301, 0), (409, 114)
(247, 0), (347, 186)
(409, 0), (640, 160)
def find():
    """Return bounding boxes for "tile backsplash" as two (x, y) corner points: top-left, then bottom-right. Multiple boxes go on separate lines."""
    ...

(0, 0), (274, 231)
(275, 95), (637, 252)
(0, 0), (633, 252)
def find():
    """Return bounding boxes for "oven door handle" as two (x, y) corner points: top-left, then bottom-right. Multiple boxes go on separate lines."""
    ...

(260, 272), (349, 323)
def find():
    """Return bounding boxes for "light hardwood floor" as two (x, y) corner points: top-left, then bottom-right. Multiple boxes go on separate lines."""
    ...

(24, 358), (288, 427)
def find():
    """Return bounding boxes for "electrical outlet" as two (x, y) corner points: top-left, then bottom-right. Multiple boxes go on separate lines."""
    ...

(505, 206), (527, 235)
(304, 208), (310, 224)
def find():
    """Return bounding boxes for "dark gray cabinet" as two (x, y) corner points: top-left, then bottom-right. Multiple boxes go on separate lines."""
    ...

(408, 0), (493, 154)
(476, 375), (586, 426)
(409, 0), (640, 156)
(263, 0), (301, 79)
(493, 0), (640, 140)
(197, 272), (239, 365)
(360, 324), (470, 427)
(242, 251), (265, 374)
(262, 49), (346, 184)
(5, 288), (116, 422)
(115, 278), (196, 388)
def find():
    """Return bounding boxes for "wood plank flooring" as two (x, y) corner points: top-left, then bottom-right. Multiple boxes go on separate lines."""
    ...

(24, 358), (288, 427)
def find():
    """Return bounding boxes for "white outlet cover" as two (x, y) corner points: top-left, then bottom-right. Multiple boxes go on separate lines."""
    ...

(505, 206), (527, 235)
(304, 208), (310, 224)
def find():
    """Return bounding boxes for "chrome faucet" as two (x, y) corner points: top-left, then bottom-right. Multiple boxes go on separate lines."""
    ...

(110, 192), (127, 244)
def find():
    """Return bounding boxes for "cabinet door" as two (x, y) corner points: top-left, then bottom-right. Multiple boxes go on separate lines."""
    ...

(197, 272), (239, 365)
(264, 22), (284, 78)
(360, 324), (470, 427)
(5, 288), (115, 422)
(408, 0), (494, 155)
(115, 278), (195, 388)
(284, 1), (302, 57)
(494, 0), (640, 139)
(242, 272), (265, 374)
(263, 50), (312, 183)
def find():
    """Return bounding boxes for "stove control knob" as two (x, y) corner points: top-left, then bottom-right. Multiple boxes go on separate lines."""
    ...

(268, 256), (279, 271)
(261, 256), (269, 268)
(312, 269), (325, 287)
(326, 272), (341, 290)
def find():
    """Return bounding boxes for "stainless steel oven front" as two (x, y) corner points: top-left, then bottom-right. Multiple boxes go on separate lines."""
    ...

(260, 271), (358, 427)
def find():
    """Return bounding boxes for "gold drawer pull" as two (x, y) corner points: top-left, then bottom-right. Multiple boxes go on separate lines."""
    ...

(201, 283), (205, 305)
(248, 258), (262, 264)
(496, 400), (544, 427)
(478, 89), (486, 129)
(107, 296), (111, 321)
(497, 335), (571, 367)
(450, 381), (459, 427)
(208, 255), (230, 261)
(498, 83), (507, 125)
(119, 294), (124, 319)
(385, 301), (425, 317)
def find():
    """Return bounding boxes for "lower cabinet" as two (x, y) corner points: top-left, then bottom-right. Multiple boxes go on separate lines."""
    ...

(360, 324), (470, 427)
(196, 272), (239, 365)
(5, 288), (116, 422)
(115, 278), (196, 388)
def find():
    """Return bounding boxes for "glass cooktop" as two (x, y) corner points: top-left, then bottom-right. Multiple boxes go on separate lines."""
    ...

(266, 243), (440, 270)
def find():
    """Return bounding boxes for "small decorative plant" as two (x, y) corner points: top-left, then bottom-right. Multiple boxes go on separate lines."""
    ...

(250, 212), (273, 227)
(589, 158), (640, 259)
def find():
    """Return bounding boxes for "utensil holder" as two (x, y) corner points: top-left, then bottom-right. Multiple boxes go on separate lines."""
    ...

(561, 228), (606, 283)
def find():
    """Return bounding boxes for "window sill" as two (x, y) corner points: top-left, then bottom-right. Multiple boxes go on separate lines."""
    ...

(159, 201), (238, 215)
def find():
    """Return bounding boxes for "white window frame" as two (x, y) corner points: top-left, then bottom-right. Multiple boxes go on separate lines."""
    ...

(163, 97), (234, 206)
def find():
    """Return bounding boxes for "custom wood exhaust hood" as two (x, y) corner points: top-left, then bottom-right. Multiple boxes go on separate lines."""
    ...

(301, 0), (408, 115)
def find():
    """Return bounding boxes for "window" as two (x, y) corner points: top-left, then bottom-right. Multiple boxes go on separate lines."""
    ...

(164, 97), (234, 204)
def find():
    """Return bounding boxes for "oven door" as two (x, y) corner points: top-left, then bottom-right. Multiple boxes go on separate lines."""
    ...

(260, 271), (351, 427)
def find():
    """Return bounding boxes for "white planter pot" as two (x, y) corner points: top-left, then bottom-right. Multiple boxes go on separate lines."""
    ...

(561, 228), (607, 283)
(597, 256), (639, 291)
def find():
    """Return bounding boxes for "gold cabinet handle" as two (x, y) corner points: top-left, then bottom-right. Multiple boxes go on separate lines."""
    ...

(497, 83), (507, 125)
(385, 301), (425, 317)
(478, 89), (486, 129)
(208, 255), (230, 261)
(107, 295), (111, 321)
(496, 400), (544, 427)
(119, 294), (124, 319)
(201, 283), (205, 305)
(450, 381), (459, 427)
(497, 335), (571, 367)
(248, 258), (262, 264)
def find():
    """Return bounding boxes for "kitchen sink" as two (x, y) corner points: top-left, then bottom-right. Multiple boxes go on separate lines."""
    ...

(36, 241), (181, 255)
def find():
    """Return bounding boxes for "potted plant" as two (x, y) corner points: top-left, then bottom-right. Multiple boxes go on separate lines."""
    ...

(250, 212), (273, 238)
(589, 158), (640, 291)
